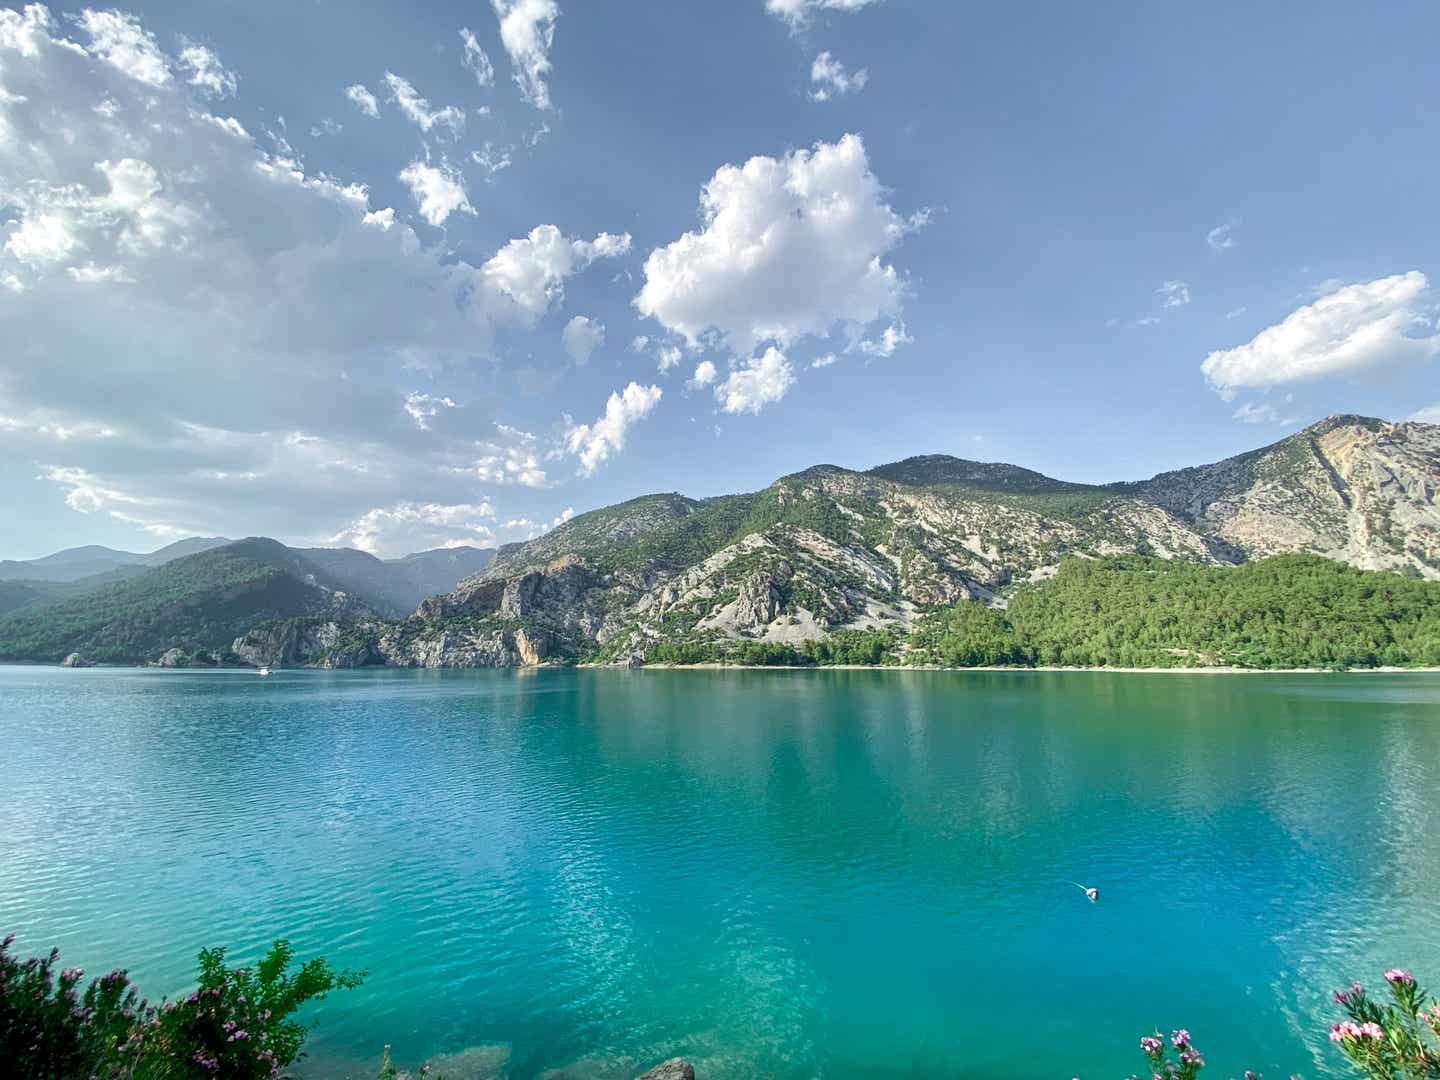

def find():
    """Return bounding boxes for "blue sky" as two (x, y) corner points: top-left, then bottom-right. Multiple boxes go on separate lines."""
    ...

(1, 0), (1438, 559)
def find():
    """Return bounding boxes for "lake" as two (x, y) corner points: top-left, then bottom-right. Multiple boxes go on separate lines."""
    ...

(2, 667), (1438, 1078)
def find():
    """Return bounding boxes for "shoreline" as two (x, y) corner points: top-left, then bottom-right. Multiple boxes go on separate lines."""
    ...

(6, 659), (1440, 675)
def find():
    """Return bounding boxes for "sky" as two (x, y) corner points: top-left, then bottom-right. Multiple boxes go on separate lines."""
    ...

(2, 0), (1439, 560)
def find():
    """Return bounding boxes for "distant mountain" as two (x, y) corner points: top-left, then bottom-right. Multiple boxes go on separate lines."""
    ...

(0, 537), (231, 583)
(0, 538), (373, 664)
(293, 545), (493, 618)
(383, 546), (495, 601)
(0, 537), (497, 664)
(226, 414), (1438, 670)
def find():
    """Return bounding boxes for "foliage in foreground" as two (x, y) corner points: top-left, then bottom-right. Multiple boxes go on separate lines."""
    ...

(911, 555), (1440, 669)
(7, 932), (1440, 1078)
(0, 934), (363, 1078)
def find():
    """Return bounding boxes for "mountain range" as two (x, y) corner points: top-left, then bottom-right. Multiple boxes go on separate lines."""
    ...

(3, 414), (1437, 669)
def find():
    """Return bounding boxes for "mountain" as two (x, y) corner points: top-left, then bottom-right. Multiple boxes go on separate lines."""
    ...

(0, 537), (231, 583)
(0, 538), (375, 664)
(229, 415), (1440, 670)
(0, 538), (498, 664)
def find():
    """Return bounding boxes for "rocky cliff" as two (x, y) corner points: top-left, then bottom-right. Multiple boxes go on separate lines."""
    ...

(228, 416), (1440, 669)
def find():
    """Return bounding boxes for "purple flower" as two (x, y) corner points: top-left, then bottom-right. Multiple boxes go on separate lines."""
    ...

(1334, 981), (1364, 1006)
(1170, 1029), (1190, 1049)
(1140, 1035), (1164, 1055)
(1384, 968), (1414, 987)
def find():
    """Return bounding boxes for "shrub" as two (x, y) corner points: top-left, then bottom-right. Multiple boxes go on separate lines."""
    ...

(1329, 969), (1440, 1077)
(0, 933), (363, 1078)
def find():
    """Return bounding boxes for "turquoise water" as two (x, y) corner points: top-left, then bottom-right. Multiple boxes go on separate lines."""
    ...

(3, 667), (1439, 1078)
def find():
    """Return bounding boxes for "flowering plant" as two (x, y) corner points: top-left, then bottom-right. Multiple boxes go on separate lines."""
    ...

(1328, 969), (1440, 1078)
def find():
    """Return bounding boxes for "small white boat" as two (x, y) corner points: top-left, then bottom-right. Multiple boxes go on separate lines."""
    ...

(258, 666), (271, 676)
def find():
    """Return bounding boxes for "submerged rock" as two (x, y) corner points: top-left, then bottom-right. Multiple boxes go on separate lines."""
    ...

(635, 1060), (695, 1080)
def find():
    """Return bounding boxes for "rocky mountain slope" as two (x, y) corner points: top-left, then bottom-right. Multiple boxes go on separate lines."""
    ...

(237, 415), (1440, 669)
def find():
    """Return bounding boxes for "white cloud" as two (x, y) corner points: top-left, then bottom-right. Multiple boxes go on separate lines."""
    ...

(345, 83), (380, 118)
(481, 225), (630, 323)
(0, 12), (632, 551)
(656, 345), (682, 373)
(561, 315), (604, 365)
(1232, 402), (1281, 424)
(689, 360), (717, 388)
(564, 382), (662, 475)
(810, 353), (836, 368)
(766, 0), (881, 30)
(384, 72), (465, 138)
(1207, 221), (1237, 253)
(1157, 280), (1191, 309)
(715, 347), (796, 415)
(630, 335), (650, 353)
(1225, 305), (1247, 320)
(636, 133), (917, 357)
(491, 0), (559, 110)
(1409, 405), (1440, 425)
(1201, 272), (1440, 393)
(810, 51), (868, 101)
(459, 27), (495, 88)
(73, 9), (170, 87)
(329, 500), (497, 555)
(311, 117), (342, 137)
(855, 321), (912, 357)
(66, 261), (134, 284)
(177, 40), (236, 98)
(403, 391), (456, 431)
(398, 160), (473, 226)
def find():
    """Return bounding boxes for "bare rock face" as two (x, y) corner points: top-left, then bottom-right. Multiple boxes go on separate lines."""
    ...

(60, 652), (91, 668)
(634, 1060), (695, 1080)
(153, 647), (186, 668)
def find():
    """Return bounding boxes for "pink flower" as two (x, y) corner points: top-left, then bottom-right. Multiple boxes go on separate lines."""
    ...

(1140, 1036), (1164, 1055)
(1170, 1029), (1190, 1049)
(1384, 969), (1414, 987)
(1359, 1022), (1384, 1040)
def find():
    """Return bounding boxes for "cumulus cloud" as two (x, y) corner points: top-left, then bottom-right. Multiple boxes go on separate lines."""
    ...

(716, 347), (796, 414)
(491, 0), (559, 110)
(1157, 280), (1191, 309)
(810, 353), (836, 368)
(564, 382), (662, 475)
(384, 72), (465, 138)
(459, 27), (495, 88)
(481, 226), (630, 323)
(0, 11), (632, 552)
(73, 9), (170, 87)
(1201, 272), (1440, 393)
(635, 133), (918, 357)
(346, 83), (380, 117)
(1207, 221), (1237, 253)
(177, 40), (236, 98)
(689, 360), (717, 388)
(656, 345), (682, 373)
(328, 500), (497, 555)
(810, 51), (868, 101)
(561, 315), (604, 365)
(398, 160), (473, 226)
(766, 0), (881, 30)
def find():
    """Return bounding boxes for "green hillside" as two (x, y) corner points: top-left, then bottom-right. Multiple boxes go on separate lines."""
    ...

(911, 554), (1440, 669)
(0, 539), (358, 664)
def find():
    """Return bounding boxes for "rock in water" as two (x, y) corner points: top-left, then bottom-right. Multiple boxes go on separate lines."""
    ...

(60, 652), (91, 668)
(635, 1060), (695, 1080)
